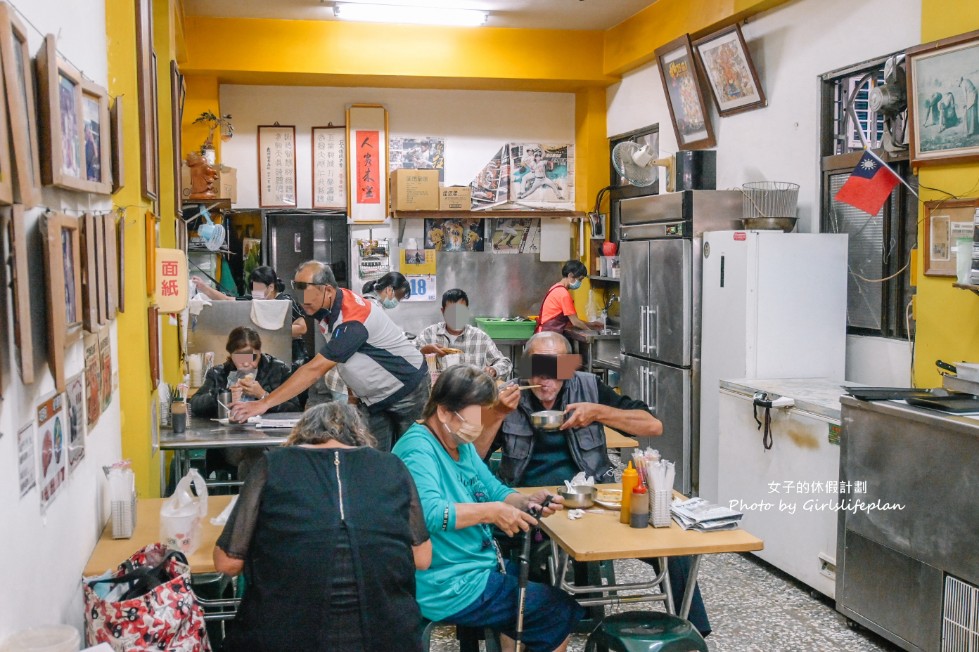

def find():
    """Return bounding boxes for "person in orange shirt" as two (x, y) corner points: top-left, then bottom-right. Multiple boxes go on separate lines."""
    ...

(535, 260), (603, 334)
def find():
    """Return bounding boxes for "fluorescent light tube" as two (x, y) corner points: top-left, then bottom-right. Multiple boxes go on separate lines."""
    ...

(333, 3), (488, 27)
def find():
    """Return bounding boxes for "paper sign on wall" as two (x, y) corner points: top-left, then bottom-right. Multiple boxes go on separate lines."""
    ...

(401, 249), (436, 275)
(36, 393), (67, 512)
(404, 275), (436, 302)
(155, 248), (188, 312)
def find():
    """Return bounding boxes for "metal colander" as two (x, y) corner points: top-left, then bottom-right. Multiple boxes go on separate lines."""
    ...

(742, 181), (800, 219)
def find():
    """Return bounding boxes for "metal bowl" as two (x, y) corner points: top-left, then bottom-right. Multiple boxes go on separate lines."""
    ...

(530, 410), (566, 430)
(559, 485), (596, 508)
(741, 217), (798, 233)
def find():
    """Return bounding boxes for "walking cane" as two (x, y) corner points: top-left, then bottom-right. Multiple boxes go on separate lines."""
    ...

(515, 495), (553, 652)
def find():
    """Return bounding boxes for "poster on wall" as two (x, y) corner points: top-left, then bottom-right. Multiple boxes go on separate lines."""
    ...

(257, 125), (297, 207)
(424, 218), (485, 252)
(312, 125), (346, 209)
(84, 333), (101, 432)
(36, 393), (67, 512)
(346, 105), (388, 223)
(390, 137), (445, 181)
(66, 373), (85, 473)
(491, 218), (540, 254)
(17, 422), (36, 499)
(99, 328), (113, 412)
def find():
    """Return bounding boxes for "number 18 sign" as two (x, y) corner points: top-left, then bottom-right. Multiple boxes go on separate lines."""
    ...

(403, 275), (436, 302)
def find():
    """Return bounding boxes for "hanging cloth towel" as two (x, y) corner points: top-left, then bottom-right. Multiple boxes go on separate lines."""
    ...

(188, 293), (212, 317)
(250, 299), (290, 330)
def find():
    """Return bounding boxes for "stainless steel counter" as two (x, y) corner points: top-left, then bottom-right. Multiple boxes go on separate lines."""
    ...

(566, 328), (621, 374)
(836, 397), (979, 651)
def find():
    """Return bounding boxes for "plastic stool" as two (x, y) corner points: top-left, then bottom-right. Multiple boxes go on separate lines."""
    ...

(585, 611), (707, 652)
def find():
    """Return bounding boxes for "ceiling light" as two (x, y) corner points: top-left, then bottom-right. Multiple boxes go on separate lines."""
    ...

(332, 3), (488, 27)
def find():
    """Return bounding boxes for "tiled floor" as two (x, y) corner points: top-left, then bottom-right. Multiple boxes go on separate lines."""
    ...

(429, 552), (902, 651)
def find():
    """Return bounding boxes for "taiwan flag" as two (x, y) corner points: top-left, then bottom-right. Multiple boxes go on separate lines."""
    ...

(834, 150), (901, 216)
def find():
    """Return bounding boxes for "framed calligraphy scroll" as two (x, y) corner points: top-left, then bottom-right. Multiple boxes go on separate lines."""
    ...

(312, 125), (346, 209)
(258, 125), (297, 207)
(346, 105), (388, 223)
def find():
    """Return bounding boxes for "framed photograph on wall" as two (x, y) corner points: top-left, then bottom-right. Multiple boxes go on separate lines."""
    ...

(312, 125), (347, 209)
(94, 211), (108, 324)
(0, 4), (41, 207)
(923, 198), (979, 276)
(80, 213), (100, 332)
(693, 24), (767, 116)
(257, 124), (297, 207)
(346, 104), (388, 223)
(655, 34), (716, 150)
(170, 61), (184, 212)
(42, 212), (83, 392)
(80, 80), (112, 194)
(110, 96), (124, 194)
(36, 34), (89, 192)
(5, 205), (33, 383)
(117, 214), (126, 313)
(907, 29), (979, 166)
(103, 213), (119, 318)
(135, 0), (158, 200)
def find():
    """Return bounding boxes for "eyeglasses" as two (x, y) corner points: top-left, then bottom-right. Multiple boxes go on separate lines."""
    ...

(291, 280), (327, 291)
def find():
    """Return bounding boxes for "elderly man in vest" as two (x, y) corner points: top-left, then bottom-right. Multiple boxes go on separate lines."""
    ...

(476, 331), (712, 637)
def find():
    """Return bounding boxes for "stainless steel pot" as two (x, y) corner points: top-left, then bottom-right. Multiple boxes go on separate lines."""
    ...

(530, 410), (566, 430)
(559, 485), (596, 508)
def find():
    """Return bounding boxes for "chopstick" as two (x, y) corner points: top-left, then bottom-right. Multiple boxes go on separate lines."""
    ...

(518, 385), (542, 390)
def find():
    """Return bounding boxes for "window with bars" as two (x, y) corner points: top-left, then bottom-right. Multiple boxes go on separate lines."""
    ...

(820, 54), (915, 340)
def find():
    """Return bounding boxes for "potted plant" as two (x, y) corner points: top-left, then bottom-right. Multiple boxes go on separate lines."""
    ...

(192, 111), (233, 165)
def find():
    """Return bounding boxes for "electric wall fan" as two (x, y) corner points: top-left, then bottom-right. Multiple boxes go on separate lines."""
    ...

(611, 141), (675, 190)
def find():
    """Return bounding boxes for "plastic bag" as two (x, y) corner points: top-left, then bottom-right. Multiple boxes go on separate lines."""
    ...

(160, 468), (208, 555)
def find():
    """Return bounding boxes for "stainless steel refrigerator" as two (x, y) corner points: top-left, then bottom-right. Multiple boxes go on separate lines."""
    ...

(617, 190), (741, 494)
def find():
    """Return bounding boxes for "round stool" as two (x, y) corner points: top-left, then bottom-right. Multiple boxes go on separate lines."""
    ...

(585, 611), (708, 652)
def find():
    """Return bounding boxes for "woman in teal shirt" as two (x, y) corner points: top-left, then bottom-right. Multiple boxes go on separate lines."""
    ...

(393, 366), (583, 652)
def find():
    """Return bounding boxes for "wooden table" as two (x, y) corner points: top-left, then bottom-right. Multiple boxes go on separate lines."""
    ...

(84, 495), (235, 576)
(518, 485), (763, 618)
(604, 426), (638, 450)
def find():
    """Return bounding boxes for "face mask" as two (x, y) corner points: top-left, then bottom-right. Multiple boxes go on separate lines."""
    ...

(381, 298), (400, 310)
(568, 279), (582, 290)
(442, 412), (482, 444)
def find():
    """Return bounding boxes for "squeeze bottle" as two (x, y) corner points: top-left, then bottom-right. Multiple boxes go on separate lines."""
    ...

(620, 461), (639, 524)
(630, 485), (650, 528)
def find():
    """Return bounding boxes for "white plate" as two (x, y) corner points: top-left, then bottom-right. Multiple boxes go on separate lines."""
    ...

(594, 499), (622, 510)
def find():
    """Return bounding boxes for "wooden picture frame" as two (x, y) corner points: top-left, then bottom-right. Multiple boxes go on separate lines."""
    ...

(693, 24), (767, 117)
(655, 35), (716, 150)
(80, 213), (100, 332)
(94, 212), (108, 324)
(346, 104), (389, 223)
(135, 0), (158, 200)
(4, 205), (31, 383)
(257, 124), (297, 207)
(148, 306), (159, 388)
(145, 211), (157, 296)
(110, 96), (124, 194)
(117, 214), (126, 313)
(0, 4), (41, 207)
(907, 28), (979, 166)
(80, 80), (112, 194)
(170, 60), (185, 213)
(312, 124), (347, 209)
(36, 34), (88, 192)
(923, 198), (979, 276)
(103, 213), (119, 318)
(42, 212), (83, 392)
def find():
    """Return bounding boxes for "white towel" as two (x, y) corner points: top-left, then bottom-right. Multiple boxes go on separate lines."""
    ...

(250, 299), (290, 330)
(188, 293), (212, 316)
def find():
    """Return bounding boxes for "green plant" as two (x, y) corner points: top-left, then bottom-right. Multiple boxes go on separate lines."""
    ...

(192, 111), (233, 153)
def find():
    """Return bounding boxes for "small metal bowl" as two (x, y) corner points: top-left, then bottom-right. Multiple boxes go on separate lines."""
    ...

(559, 486), (597, 509)
(530, 410), (566, 430)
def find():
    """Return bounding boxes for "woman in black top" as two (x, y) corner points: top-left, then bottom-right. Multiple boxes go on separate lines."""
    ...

(213, 402), (432, 652)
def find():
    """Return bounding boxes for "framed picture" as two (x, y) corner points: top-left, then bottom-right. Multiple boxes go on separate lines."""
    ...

(693, 24), (766, 116)
(145, 211), (157, 296)
(35, 34), (86, 192)
(655, 34), (716, 150)
(346, 104), (389, 223)
(907, 29), (979, 166)
(170, 61), (184, 212)
(5, 205), (33, 383)
(42, 212), (83, 392)
(103, 213), (119, 318)
(148, 306), (159, 388)
(80, 80), (112, 194)
(0, 4), (41, 207)
(94, 211), (108, 324)
(923, 198), (979, 276)
(312, 124), (347, 209)
(117, 214), (126, 313)
(110, 96), (124, 194)
(80, 213), (100, 332)
(257, 124), (297, 207)
(135, 0), (158, 200)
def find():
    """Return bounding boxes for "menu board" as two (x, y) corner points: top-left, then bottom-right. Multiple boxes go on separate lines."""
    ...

(312, 126), (347, 209)
(258, 125), (297, 207)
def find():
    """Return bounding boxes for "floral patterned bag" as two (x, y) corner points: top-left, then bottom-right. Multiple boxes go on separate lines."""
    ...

(84, 543), (211, 651)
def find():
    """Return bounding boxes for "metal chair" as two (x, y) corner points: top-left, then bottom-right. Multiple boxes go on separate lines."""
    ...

(585, 611), (707, 652)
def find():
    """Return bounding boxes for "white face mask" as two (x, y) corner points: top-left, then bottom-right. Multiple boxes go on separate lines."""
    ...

(442, 411), (482, 444)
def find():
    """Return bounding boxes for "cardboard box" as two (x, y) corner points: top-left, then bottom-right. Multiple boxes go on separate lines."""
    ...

(390, 169), (440, 211)
(470, 143), (574, 211)
(439, 186), (472, 210)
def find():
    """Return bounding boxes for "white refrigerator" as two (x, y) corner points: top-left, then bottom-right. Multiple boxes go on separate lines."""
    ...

(698, 230), (847, 503)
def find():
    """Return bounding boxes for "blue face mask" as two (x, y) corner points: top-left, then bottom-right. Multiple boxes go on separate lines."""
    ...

(381, 298), (400, 310)
(568, 279), (582, 290)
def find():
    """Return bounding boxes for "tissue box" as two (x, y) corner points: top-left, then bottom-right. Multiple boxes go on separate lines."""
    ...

(470, 143), (574, 211)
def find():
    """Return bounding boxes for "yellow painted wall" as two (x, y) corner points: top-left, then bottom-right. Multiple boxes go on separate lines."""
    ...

(914, 4), (979, 387)
(105, 0), (157, 496)
(182, 75), (221, 162)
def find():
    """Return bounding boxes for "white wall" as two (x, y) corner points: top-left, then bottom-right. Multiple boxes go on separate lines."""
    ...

(0, 0), (122, 640)
(606, 0), (919, 385)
